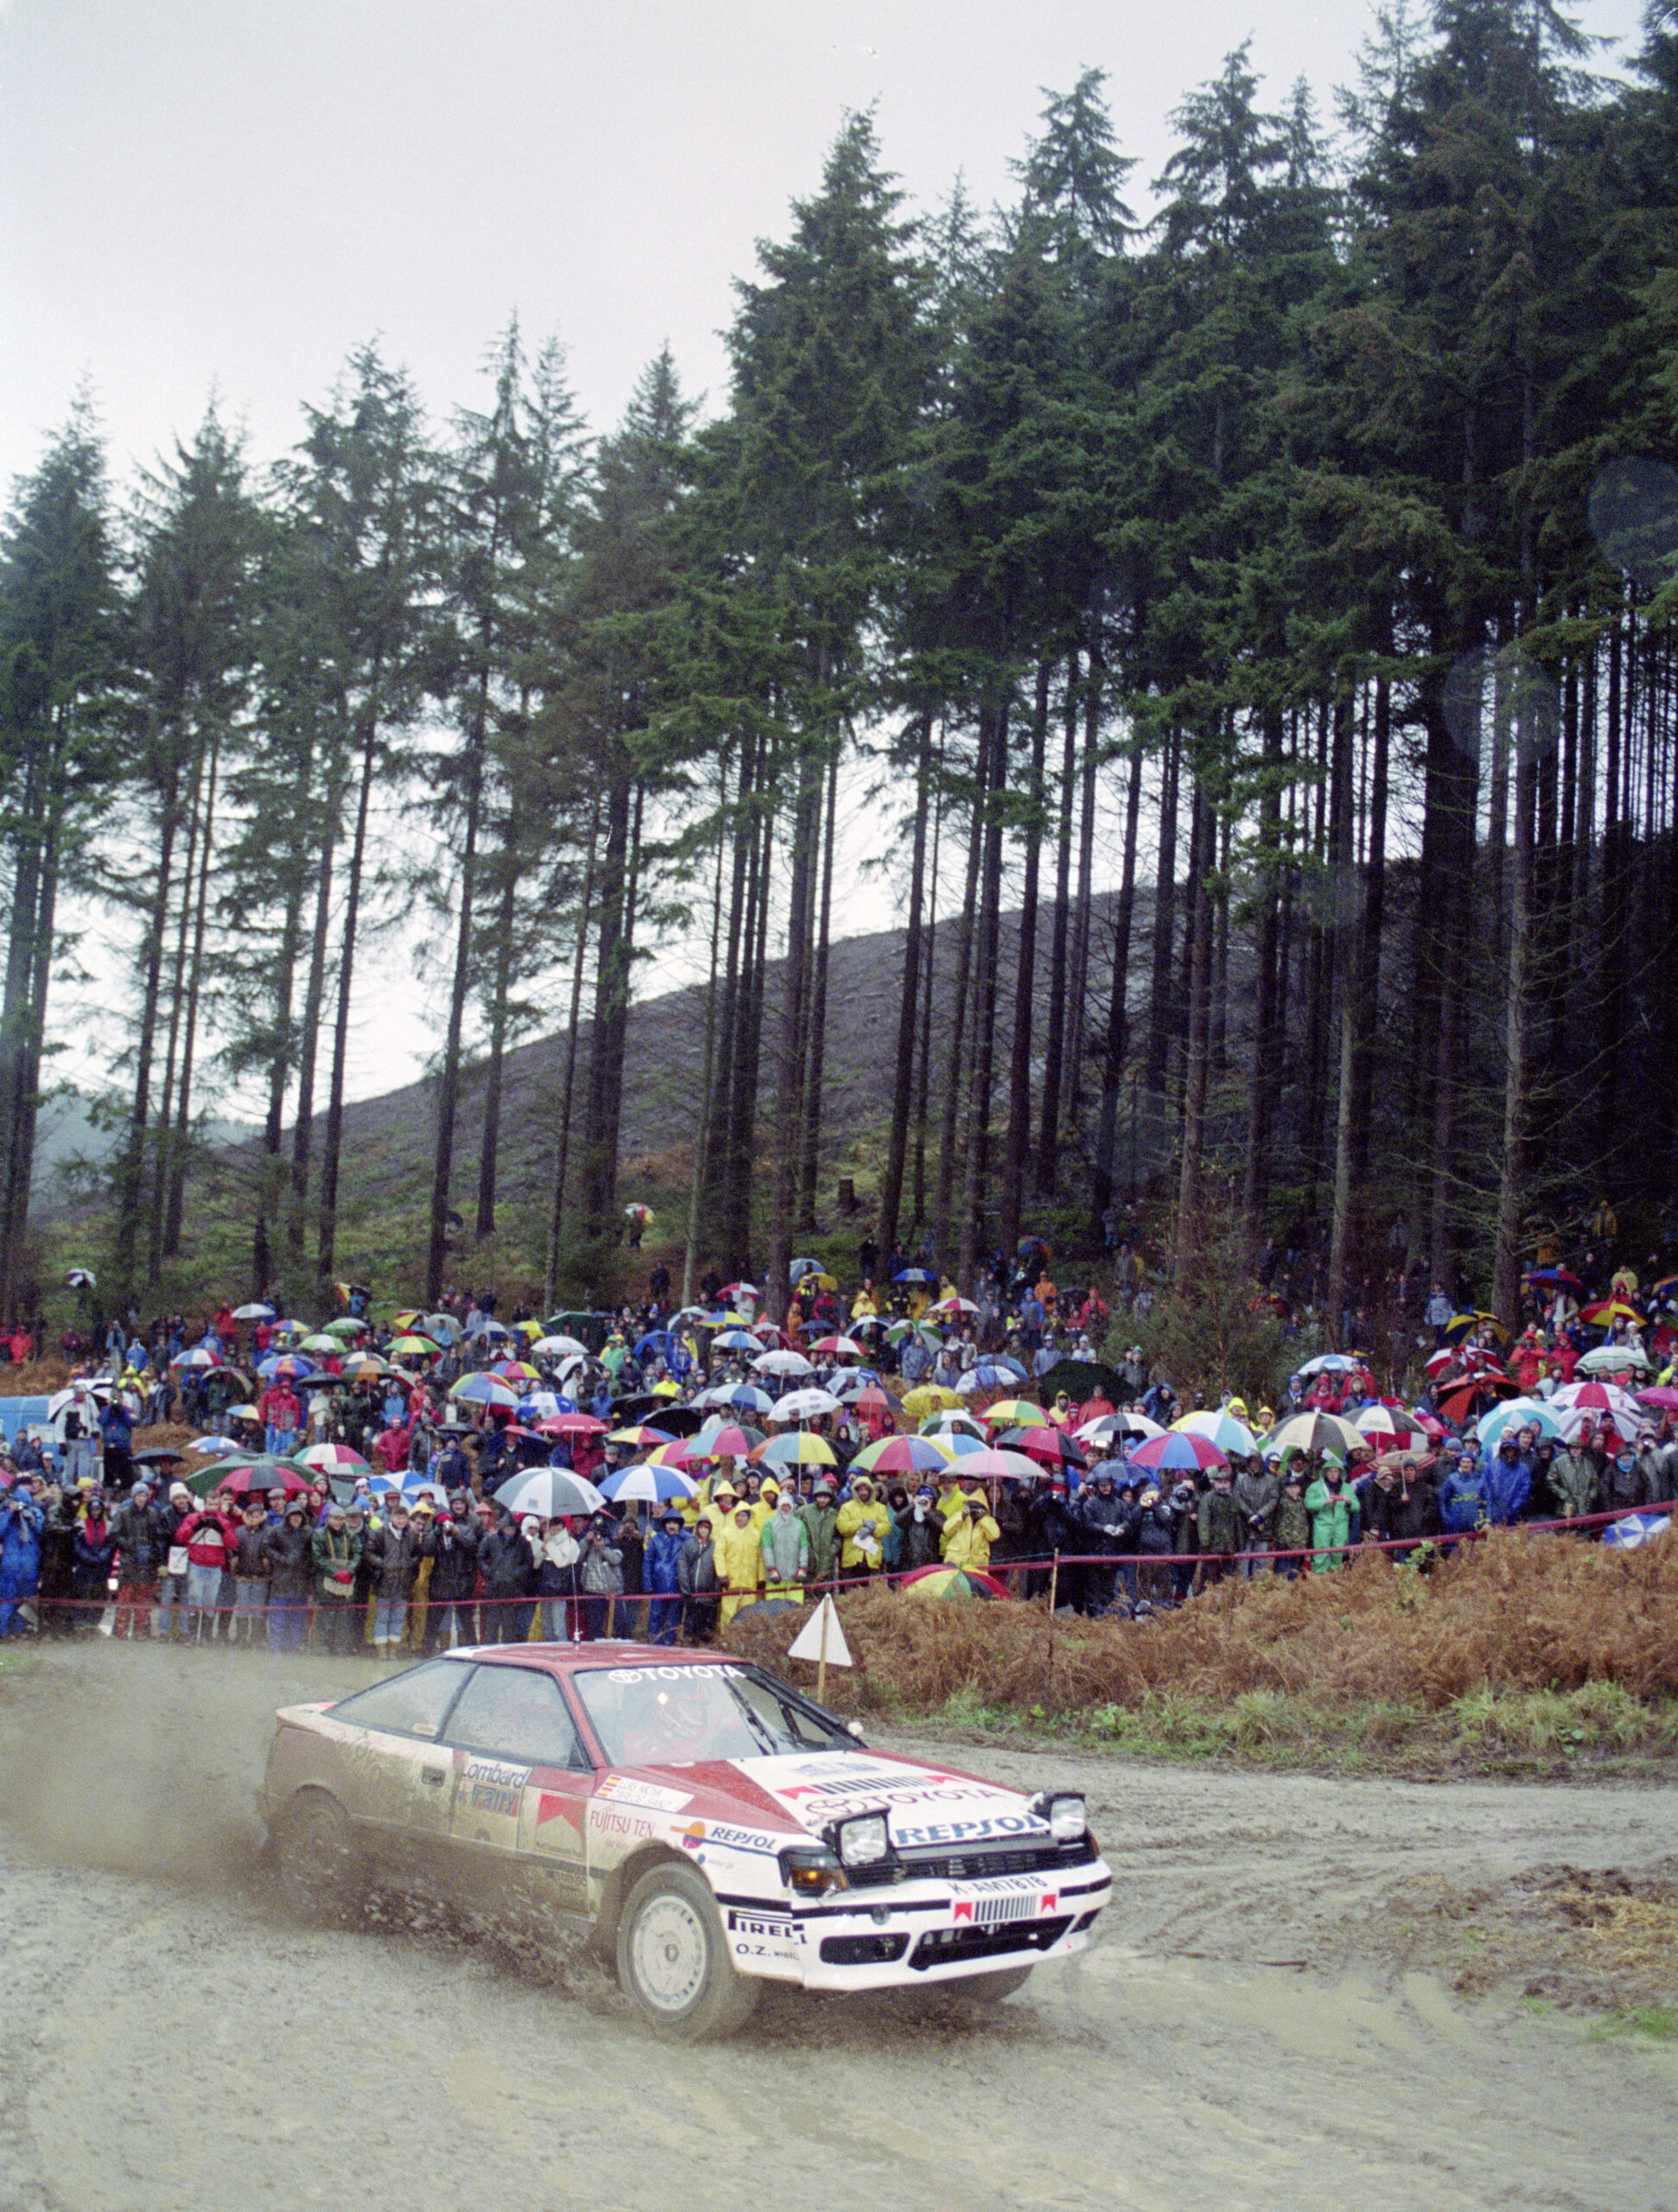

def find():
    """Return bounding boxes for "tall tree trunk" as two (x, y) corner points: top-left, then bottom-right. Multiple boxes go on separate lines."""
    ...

(474, 810), (521, 1236)
(1000, 661), (1048, 1255)
(797, 747), (839, 1231)
(164, 726), (221, 1255)
(543, 795), (601, 1309)
(316, 706), (378, 1289)
(769, 741), (821, 1317)
(912, 739), (944, 1236)
(1173, 768), (1212, 1281)
(1063, 627), (1103, 1138)
(958, 693), (1008, 1290)
(683, 762), (731, 1306)
(1143, 728), (1179, 1109)
(149, 737), (206, 1281)
(1243, 695), (1285, 1235)
(113, 761), (180, 1290)
(426, 717), (485, 1306)
(1037, 652), (1077, 1195)
(1090, 731), (1145, 1227)
(878, 712), (931, 1257)
(933, 748), (986, 1268)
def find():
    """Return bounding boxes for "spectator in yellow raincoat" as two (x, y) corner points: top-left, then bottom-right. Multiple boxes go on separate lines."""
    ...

(713, 1500), (765, 1624)
(836, 1475), (889, 1576)
(941, 1492), (1001, 1568)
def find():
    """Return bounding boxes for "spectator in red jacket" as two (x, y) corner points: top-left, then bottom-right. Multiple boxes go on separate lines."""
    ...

(261, 1382), (302, 1457)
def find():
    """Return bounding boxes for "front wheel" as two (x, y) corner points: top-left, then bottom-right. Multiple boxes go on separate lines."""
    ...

(276, 1790), (366, 1925)
(615, 1861), (760, 2041)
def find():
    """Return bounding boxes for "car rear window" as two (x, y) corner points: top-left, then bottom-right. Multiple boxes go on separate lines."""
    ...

(329, 1659), (466, 1741)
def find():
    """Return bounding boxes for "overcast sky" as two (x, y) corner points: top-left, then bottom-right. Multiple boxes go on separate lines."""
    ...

(0, 0), (1650, 1114)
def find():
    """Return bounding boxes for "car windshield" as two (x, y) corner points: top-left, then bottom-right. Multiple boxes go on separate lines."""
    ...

(572, 1662), (853, 1768)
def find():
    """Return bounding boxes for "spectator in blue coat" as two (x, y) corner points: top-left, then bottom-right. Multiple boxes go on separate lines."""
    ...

(0, 1485), (43, 1634)
(1485, 1436), (1533, 1525)
(643, 1510), (686, 1646)
(1439, 1450), (1491, 1535)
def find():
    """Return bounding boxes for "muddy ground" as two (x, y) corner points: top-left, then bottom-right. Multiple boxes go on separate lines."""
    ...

(1, 1643), (1674, 2212)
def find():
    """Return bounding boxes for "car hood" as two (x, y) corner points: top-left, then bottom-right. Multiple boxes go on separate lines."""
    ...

(696, 1749), (1053, 1851)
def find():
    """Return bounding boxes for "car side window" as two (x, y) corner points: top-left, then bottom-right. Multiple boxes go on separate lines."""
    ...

(445, 1666), (588, 1770)
(329, 1660), (466, 1742)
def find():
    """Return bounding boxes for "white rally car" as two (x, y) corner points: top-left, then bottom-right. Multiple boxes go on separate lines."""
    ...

(257, 1641), (1111, 2039)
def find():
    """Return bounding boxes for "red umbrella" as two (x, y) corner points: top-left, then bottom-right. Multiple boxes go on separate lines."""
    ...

(1424, 1348), (1458, 1376)
(1635, 1387), (1678, 1412)
(696, 1425), (759, 1459)
(1128, 1430), (1229, 1472)
(219, 1464), (311, 1498)
(1436, 1376), (1516, 1426)
(852, 1385), (891, 1414)
(551, 1412), (607, 1436)
(995, 1425), (1088, 1467)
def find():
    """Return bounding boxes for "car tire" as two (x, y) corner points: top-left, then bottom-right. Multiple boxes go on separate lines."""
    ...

(615, 1860), (761, 2042)
(276, 1789), (366, 1925)
(950, 1965), (1033, 2003)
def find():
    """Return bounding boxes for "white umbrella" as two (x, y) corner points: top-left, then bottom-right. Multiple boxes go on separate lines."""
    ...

(753, 1349), (814, 1378)
(598, 1463), (701, 1505)
(1577, 1342), (1649, 1375)
(771, 1386), (842, 1423)
(1076, 1411), (1164, 1445)
(231, 1303), (274, 1321)
(188, 1433), (241, 1455)
(493, 1468), (607, 1519)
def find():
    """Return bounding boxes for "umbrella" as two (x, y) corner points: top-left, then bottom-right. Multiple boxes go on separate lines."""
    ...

(267, 1317), (308, 1338)
(1173, 1409), (1258, 1458)
(323, 1316), (367, 1338)
(389, 1335), (438, 1359)
(599, 1462), (701, 1506)
(624, 1202), (655, 1224)
(982, 1399), (1050, 1428)
(532, 1334), (588, 1359)
(955, 1363), (1023, 1395)
(918, 1410), (988, 1440)
(1523, 1266), (1582, 1287)
(1577, 1343), (1649, 1374)
(1077, 1411), (1164, 1446)
(696, 1383), (775, 1415)
(789, 1258), (823, 1281)
(721, 1281), (763, 1301)
(1266, 1412), (1365, 1457)
(995, 1425), (1087, 1467)
(886, 1319), (944, 1349)
(893, 1268), (938, 1284)
(1635, 1387), (1678, 1412)
(942, 1446), (1040, 1483)
(1476, 1399), (1563, 1447)
(693, 1422), (764, 1459)
(1352, 1406), (1428, 1452)
(185, 1433), (241, 1456)
(170, 1347), (222, 1371)
(64, 1267), (98, 1289)
(518, 1391), (573, 1423)
(928, 1295), (979, 1317)
(1296, 1352), (1360, 1375)
(489, 1359), (543, 1384)
(753, 1349), (815, 1378)
(400, 1478), (454, 1509)
(901, 1385), (961, 1420)
(299, 1334), (341, 1355)
(257, 1354), (315, 1382)
(1129, 1431), (1230, 1473)
(231, 1303), (274, 1321)
(297, 1442), (372, 1471)
(899, 1565), (1012, 1601)
(1017, 1235), (1051, 1262)
(1445, 1310), (1508, 1346)
(48, 1382), (113, 1416)
(1435, 1378), (1516, 1427)
(770, 1387), (842, 1422)
(606, 1424), (676, 1448)
(756, 1432), (838, 1467)
(187, 1458), (312, 1499)
(449, 1374), (520, 1410)
(645, 1440), (699, 1469)
(131, 1446), (186, 1467)
(493, 1467), (606, 1519)
(1600, 1511), (1672, 1549)
(346, 1357), (396, 1382)
(711, 1329), (762, 1351)
(850, 1434), (950, 1476)
(550, 1411), (607, 1437)
(1579, 1299), (1643, 1326)
(810, 1335), (866, 1359)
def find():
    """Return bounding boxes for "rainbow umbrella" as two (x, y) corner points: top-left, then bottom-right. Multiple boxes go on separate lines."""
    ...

(389, 1334), (438, 1359)
(449, 1373), (520, 1410)
(1173, 1409), (1259, 1458)
(899, 1564), (1012, 1602)
(693, 1421), (764, 1459)
(982, 1398), (1050, 1428)
(755, 1432), (838, 1466)
(850, 1433), (950, 1476)
(607, 1424), (677, 1448)
(1128, 1430), (1230, 1473)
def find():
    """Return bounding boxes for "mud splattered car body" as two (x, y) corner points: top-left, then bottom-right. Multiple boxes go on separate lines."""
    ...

(257, 1642), (1110, 2037)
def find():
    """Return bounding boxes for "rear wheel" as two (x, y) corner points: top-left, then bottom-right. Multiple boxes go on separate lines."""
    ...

(276, 1790), (366, 1924)
(615, 1861), (760, 2042)
(950, 1964), (1033, 2003)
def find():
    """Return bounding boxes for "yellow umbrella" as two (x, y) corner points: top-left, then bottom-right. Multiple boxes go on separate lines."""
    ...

(902, 1384), (961, 1421)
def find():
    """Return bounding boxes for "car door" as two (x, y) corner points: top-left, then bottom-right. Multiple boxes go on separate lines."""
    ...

(312, 1659), (469, 1872)
(442, 1664), (594, 1915)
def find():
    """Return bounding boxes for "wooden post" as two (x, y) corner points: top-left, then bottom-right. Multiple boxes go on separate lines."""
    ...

(817, 1599), (829, 1705)
(605, 1595), (616, 1638)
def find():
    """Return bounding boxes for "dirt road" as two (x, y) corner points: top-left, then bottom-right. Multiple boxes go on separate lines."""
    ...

(1, 1644), (1674, 2212)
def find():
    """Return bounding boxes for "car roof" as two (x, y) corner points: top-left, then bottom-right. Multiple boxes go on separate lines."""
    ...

(441, 1641), (737, 1677)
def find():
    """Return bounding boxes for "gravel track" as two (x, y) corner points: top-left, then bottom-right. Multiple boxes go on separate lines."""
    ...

(1, 1644), (1673, 2212)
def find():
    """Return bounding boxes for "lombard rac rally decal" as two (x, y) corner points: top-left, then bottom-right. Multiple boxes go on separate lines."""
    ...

(461, 1757), (530, 1816)
(595, 1774), (691, 1813)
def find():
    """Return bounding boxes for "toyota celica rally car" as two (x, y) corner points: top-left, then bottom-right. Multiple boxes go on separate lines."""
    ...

(257, 1642), (1111, 2039)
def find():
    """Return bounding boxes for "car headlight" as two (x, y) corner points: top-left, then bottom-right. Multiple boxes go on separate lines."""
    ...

(832, 1811), (892, 1868)
(779, 1843), (846, 1897)
(1031, 1791), (1088, 1843)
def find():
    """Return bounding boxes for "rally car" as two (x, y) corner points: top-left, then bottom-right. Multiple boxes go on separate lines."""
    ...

(257, 1642), (1110, 2039)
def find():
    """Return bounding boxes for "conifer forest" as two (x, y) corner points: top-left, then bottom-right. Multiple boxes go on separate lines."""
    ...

(3, 0), (1678, 1327)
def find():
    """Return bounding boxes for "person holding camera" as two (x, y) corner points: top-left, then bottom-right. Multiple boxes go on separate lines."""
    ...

(577, 1510), (624, 1640)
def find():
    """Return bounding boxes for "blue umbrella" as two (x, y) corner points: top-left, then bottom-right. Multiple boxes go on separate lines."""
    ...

(710, 1329), (760, 1351)
(633, 1331), (676, 1363)
(598, 1462), (701, 1506)
(893, 1268), (938, 1284)
(1602, 1511), (1672, 1549)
